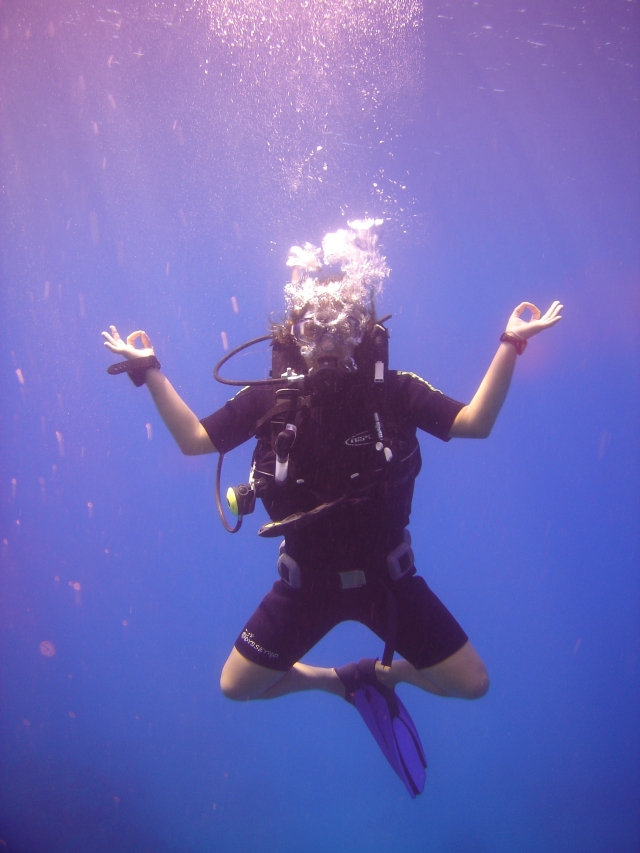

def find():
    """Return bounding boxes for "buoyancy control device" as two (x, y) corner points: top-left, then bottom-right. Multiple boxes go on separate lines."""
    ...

(212, 317), (396, 534)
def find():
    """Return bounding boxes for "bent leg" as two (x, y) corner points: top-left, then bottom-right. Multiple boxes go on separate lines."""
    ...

(220, 648), (285, 701)
(220, 647), (343, 702)
(377, 641), (489, 699)
(220, 643), (487, 702)
(418, 641), (489, 699)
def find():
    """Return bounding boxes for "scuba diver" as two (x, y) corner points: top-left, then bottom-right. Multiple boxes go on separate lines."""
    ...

(102, 219), (562, 797)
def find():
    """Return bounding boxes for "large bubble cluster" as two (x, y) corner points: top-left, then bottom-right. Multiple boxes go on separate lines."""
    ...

(284, 218), (388, 325)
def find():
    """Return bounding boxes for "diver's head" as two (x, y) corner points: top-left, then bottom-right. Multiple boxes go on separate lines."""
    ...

(283, 219), (389, 377)
(292, 299), (366, 375)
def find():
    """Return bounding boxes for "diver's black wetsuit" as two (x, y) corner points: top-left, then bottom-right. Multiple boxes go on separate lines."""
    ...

(201, 370), (469, 672)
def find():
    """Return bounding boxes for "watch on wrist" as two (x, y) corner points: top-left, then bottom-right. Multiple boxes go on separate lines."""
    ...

(500, 331), (527, 355)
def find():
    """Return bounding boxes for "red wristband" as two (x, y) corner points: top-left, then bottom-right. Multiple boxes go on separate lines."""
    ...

(500, 331), (527, 355)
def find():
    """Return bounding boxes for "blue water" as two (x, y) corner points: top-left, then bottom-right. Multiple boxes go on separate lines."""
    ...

(1, 1), (638, 851)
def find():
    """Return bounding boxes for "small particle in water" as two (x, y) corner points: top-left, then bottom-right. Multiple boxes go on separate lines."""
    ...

(56, 431), (65, 457)
(11, 478), (17, 497)
(221, 331), (229, 351)
(69, 581), (82, 605)
(113, 796), (121, 803)
(54, 576), (60, 582)
(23, 719), (31, 727)
(107, 93), (116, 110)
(231, 296), (239, 313)
(40, 640), (56, 657)
(68, 711), (76, 718)
(92, 121), (99, 135)
(89, 211), (99, 244)
(122, 620), (129, 626)
(44, 280), (50, 299)
(146, 423), (153, 440)
(87, 501), (94, 517)
(573, 638), (581, 654)
(16, 368), (24, 385)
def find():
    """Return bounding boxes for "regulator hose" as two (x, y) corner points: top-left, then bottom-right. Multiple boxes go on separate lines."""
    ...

(213, 334), (282, 387)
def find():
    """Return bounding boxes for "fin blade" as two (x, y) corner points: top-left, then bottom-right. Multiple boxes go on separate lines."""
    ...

(354, 685), (424, 798)
(354, 685), (395, 758)
(394, 693), (427, 769)
(392, 717), (426, 797)
(338, 658), (428, 798)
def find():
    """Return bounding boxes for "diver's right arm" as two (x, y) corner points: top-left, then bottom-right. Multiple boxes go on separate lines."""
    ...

(102, 326), (216, 456)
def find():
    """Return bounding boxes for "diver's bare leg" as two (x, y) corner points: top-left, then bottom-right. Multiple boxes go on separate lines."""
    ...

(220, 647), (343, 701)
(376, 641), (489, 700)
(260, 662), (343, 699)
(221, 641), (488, 702)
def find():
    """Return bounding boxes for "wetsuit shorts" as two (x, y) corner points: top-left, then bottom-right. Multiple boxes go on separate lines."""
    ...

(234, 570), (468, 672)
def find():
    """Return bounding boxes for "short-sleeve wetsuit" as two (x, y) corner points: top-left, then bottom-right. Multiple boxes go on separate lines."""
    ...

(201, 370), (469, 672)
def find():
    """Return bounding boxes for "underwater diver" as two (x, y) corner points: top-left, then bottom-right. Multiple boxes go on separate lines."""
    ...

(102, 219), (562, 797)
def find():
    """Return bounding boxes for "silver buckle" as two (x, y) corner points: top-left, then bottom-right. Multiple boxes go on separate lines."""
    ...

(387, 530), (415, 580)
(339, 570), (367, 589)
(277, 550), (302, 589)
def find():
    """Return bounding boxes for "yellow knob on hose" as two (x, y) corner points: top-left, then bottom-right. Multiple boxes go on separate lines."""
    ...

(226, 487), (239, 516)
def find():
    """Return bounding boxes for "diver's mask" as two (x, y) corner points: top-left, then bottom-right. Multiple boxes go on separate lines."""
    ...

(293, 314), (362, 347)
(292, 313), (361, 399)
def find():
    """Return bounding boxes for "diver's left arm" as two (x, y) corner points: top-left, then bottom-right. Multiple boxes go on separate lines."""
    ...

(448, 301), (563, 439)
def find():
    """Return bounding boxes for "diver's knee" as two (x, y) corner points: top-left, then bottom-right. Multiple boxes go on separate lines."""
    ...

(219, 658), (256, 701)
(219, 669), (251, 701)
(465, 670), (490, 700)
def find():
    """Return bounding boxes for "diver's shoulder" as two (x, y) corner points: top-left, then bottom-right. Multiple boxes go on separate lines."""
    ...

(393, 370), (443, 395)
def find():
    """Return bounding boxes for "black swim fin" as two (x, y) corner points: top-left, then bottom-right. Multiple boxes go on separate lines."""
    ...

(336, 658), (427, 798)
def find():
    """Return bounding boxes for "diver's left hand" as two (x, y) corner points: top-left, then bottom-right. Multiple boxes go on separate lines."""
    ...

(505, 301), (563, 340)
(101, 326), (155, 359)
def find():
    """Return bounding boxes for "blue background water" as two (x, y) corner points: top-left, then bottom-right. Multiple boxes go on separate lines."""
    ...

(1, 1), (638, 851)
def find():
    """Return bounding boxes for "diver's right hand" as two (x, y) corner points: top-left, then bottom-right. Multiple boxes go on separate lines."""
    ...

(102, 326), (155, 360)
